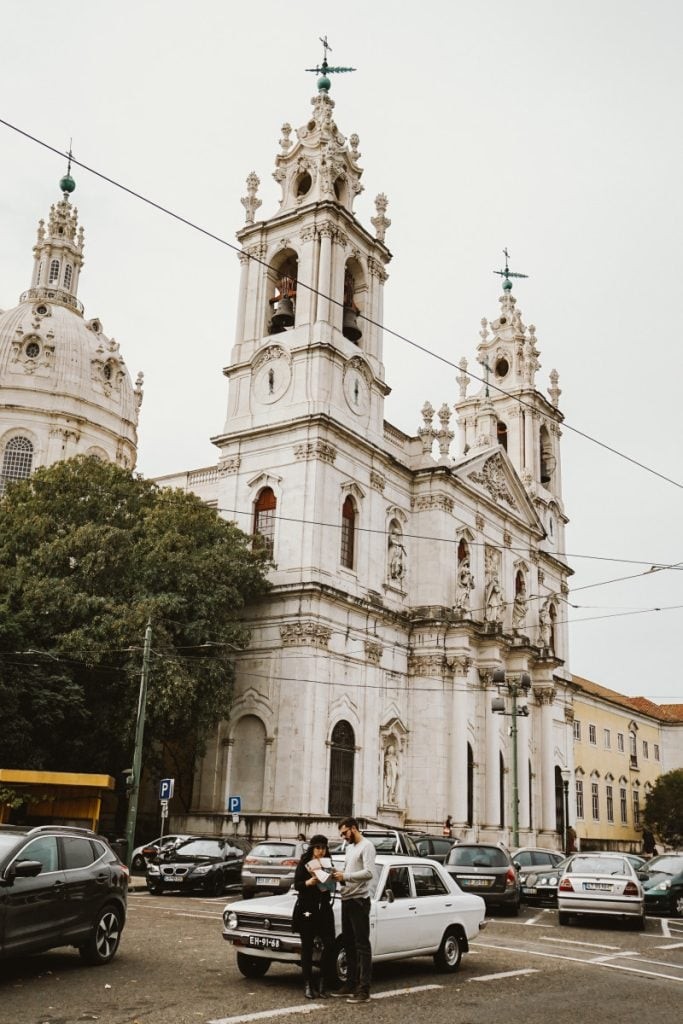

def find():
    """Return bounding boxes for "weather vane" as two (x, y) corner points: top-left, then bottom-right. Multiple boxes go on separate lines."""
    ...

(493, 247), (528, 291)
(305, 36), (356, 91)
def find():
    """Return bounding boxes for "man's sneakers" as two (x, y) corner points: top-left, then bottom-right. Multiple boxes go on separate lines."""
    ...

(347, 990), (370, 1003)
(329, 985), (354, 998)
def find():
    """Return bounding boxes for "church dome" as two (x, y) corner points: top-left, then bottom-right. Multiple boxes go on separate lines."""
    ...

(0, 175), (142, 491)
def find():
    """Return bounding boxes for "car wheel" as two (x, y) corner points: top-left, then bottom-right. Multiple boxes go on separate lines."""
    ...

(558, 912), (570, 925)
(333, 936), (348, 985)
(79, 905), (123, 965)
(131, 853), (145, 872)
(631, 914), (645, 931)
(433, 929), (463, 972)
(236, 953), (271, 978)
(671, 890), (683, 917)
(146, 881), (162, 895)
(241, 889), (254, 900)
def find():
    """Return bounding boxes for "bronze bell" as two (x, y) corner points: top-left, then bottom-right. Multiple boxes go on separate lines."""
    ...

(270, 295), (295, 333)
(342, 306), (362, 343)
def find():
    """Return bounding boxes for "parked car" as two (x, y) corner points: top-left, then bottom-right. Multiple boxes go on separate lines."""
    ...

(410, 834), (456, 864)
(444, 842), (520, 914)
(240, 840), (306, 899)
(511, 847), (564, 871)
(223, 854), (486, 981)
(0, 823), (128, 964)
(521, 851), (646, 906)
(639, 852), (683, 916)
(146, 836), (250, 896)
(557, 853), (645, 928)
(339, 829), (420, 857)
(131, 833), (193, 871)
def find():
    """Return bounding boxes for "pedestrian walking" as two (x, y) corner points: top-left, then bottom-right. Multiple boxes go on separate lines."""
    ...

(330, 817), (376, 1003)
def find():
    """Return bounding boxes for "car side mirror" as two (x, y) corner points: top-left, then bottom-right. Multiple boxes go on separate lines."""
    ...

(11, 859), (44, 879)
(513, 861), (521, 871)
(383, 888), (395, 903)
(637, 870), (648, 881)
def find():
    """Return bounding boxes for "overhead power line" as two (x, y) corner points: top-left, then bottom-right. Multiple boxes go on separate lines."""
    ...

(1, 117), (681, 491)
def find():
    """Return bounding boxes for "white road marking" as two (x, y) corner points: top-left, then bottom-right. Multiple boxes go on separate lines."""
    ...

(657, 942), (683, 950)
(544, 937), (621, 949)
(470, 968), (538, 982)
(524, 913), (543, 924)
(475, 941), (683, 983)
(207, 985), (444, 1022)
(590, 952), (638, 962)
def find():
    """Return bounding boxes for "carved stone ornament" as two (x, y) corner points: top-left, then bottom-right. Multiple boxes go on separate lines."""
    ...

(294, 440), (337, 464)
(475, 513), (485, 531)
(411, 494), (455, 513)
(370, 470), (386, 492)
(564, 706), (575, 723)
(408, 653), (447, 676)
(280, 621), (332, 648)
(252, 344), (290, 375)
(533, 686), (556, 706)
(364, 640), (383, 665)
(468, 454), (518, 510)
(446, 655), (472, 677)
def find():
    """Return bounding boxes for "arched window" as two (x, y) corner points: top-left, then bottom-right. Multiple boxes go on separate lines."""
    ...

(497, 420), (508, 451)
(63, 263), (73, 289)
(341, 495), (356, 568)
(268, 252), (298, 335)
(1, 437), (34, 494)
(328, 720), (355, 817)
(48, 259), (60, 284)
(253, 487), (276, 557)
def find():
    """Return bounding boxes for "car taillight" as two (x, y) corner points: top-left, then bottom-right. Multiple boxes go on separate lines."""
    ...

(559, 877), (574, 892)
(623, 881), (639, 896)
(505, 868), (517, 887)
(281, 859), (299, 867)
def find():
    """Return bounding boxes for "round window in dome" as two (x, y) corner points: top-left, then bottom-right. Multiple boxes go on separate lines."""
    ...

(495, 357), (509, 378)
(25, 341), (40, 358)
(35, 304), (48, 315)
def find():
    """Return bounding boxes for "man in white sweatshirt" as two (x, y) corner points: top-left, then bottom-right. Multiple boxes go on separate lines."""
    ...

(330, 817), (376, 1003)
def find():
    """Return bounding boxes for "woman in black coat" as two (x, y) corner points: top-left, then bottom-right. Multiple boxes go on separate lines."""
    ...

(293, 834), (337, 999)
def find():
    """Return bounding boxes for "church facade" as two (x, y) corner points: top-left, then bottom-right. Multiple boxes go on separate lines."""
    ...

(159, 74), (577, 847)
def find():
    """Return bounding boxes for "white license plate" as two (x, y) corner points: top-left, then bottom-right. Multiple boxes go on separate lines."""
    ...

(247, 935), (281, 950)
(584, 882), (611, 891)
(165, 874), (184, 882)
(523, 887), (537, 895)
(256, 876), (280, 886)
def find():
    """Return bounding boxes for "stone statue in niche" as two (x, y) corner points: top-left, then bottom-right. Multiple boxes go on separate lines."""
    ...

(455, 558), (475, 611)
(388, 523), (406, 582)
(383, 742), (399, 805)
(538, 600), (553, 647)
(485, 572), (503, 624)
(512, 578), (528, 631)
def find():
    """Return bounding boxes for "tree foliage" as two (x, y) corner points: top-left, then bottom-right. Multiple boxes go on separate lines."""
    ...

(0, 457), (271, 807)
(643, 768), (683, 848)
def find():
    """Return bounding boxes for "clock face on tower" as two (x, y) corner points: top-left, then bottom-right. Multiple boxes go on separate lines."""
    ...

(252, 347), (292, 405)
(343, 364), (370, 415)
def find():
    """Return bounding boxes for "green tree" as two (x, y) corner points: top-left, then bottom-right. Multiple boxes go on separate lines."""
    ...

(0, 457), (271, 810)
(643, 769), (683, 848)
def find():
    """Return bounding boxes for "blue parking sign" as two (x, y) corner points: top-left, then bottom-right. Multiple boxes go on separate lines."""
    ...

(227, 795), (241, 814)
(159, 778), (174, 801)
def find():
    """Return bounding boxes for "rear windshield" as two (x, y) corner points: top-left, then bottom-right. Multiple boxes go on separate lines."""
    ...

(251, 843), (296, 858)
(567, 856), (628, 875)
(448, 847), (509, 867)
(175, 840), (224, 857)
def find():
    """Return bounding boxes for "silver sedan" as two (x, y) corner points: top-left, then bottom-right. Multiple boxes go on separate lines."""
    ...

(557, 853), (645, 929)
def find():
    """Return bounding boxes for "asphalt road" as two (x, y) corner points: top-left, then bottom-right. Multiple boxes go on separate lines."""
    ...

(1, 890), (681, 1024)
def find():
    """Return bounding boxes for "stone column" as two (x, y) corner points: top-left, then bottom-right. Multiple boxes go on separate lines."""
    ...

(295, 225), (317, 326)
(449, 657), (471, 825)
(317, 225), (333, 324)
(233, 252), (250, 345)
(535, 686), (557, 832)
(517, 712), (531, 832)
(484, 684), (500, 827)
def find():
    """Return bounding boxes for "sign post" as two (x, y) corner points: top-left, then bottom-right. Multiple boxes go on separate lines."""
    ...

(159, 779), (175, 843)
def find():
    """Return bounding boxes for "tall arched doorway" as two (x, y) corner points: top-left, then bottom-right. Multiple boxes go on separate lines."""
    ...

(230, 715), (266, 812)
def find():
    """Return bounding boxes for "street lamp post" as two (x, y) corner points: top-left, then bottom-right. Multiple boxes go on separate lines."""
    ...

(491, 669), (532, 848)
(560, 765), (571, 855)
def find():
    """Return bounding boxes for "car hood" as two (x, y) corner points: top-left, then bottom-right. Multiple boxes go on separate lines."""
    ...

(227, 890), (297, 915)
(642, 871), (673, 891)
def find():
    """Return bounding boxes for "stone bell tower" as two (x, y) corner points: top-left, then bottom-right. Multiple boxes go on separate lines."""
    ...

(216, 61), (393, 448)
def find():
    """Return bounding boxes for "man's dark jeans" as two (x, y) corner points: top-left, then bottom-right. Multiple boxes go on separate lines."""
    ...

(341, 896), (371, 995)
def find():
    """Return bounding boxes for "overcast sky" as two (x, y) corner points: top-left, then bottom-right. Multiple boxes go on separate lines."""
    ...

(1, 1), (681, 702)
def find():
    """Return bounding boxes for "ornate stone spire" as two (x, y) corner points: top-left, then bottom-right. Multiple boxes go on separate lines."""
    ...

(23, 161), (85, 314)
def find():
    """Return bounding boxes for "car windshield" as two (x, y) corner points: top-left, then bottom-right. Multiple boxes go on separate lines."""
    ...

(0, 834), (22, 858)
(448, 846), (508, 867)
(174, 840), (223, 858)
(566, 856), (628, 875)
(251, 843), (296, 858)
(645, 855), (683, 876)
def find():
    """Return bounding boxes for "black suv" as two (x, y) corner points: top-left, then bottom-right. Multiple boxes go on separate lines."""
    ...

(0, 824), (128, 964)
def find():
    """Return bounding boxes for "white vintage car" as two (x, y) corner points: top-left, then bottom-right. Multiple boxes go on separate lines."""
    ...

(222, 854), (486, 981)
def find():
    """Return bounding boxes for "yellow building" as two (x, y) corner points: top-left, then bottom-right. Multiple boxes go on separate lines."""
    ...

(570, 677), (679, 852)
(0, 769), (115, 831)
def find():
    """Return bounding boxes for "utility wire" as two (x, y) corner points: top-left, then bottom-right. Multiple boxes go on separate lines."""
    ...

(1, 117), (681, 490)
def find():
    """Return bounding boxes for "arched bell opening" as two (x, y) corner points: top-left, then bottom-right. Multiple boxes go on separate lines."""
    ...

(539, 424), (555, 485)
(267, 250), (298, 335)
(497, 420), (508, 451)
(342, 257), (366, 345)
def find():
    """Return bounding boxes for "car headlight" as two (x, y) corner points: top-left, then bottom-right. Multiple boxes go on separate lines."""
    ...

(652, 880), (671, 892)
(226, 911), (238, 929)
(192, 864), (211, 875)
(548, 876), (558, 886)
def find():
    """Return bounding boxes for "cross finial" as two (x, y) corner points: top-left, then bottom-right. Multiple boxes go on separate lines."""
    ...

(305, 36), (356, 91)
(493, 247), (529, 291)
(320, 35), (332, 62)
